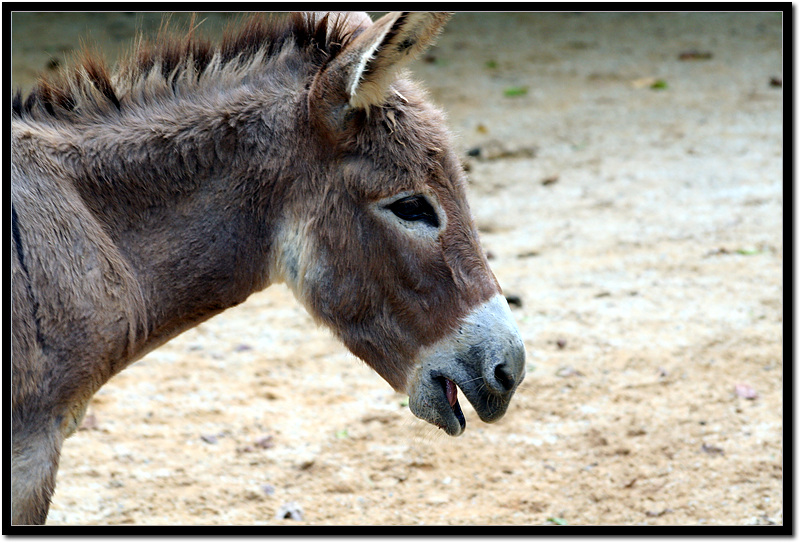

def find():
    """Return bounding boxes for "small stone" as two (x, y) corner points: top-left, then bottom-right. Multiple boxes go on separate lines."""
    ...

(426, 494), (449, 505)
(734, 383), (758, 400)
(541, 175), (559, 186)
(255, 435), (274, 449)
(275, 501), (303, 521)
(701, 443), (724, 456)
(296, 455), (315, 470)
(261, 484), (275, 496)
(556, 365), (583, 378)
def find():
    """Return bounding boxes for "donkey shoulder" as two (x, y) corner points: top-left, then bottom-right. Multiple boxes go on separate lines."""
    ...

(12, 132), (147, 408)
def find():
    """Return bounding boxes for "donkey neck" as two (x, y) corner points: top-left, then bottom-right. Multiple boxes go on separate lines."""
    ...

(33, 81), (305, 354)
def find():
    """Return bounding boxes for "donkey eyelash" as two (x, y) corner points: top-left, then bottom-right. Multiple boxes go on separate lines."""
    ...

(385, 195), (440, 228)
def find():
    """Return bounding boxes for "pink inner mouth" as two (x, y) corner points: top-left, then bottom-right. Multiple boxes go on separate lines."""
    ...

(444, 378), (458, 407)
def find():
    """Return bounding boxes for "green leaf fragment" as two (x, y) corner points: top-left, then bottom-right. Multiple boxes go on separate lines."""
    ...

(504, 86), (528, 97)
(650, 79), (668, 90)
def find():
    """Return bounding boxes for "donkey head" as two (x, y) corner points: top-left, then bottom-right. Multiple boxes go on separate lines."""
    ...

(272, 12), (525, 436)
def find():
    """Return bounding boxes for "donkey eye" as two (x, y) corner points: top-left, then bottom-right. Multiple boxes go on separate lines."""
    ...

(385, 195), (440, 228)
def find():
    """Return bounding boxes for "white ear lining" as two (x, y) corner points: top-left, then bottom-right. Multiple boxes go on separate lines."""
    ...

(345, 12), (450, 110)
(309, 12), (450, 119)
(344, 13), (401, 109)
(346, 30), (389, 103)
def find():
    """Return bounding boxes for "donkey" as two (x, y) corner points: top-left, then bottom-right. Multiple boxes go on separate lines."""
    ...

(11, 12), (526, 524)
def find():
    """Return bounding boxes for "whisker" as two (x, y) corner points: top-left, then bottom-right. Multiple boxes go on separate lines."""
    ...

(458, 375), (484, 386)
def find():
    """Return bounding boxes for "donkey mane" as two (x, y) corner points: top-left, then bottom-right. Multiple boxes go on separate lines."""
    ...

(11, 12), (361, 123)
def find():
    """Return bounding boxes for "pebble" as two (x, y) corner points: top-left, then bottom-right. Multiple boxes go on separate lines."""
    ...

(734, 383), (758, 400)
(426, 494), (449, 505)
(275, 501), (304, 521)
(261, 484), (275, 496)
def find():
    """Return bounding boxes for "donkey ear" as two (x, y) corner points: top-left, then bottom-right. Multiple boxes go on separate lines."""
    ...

(343, 12), (452, 109)
(309, 12), (451, 124)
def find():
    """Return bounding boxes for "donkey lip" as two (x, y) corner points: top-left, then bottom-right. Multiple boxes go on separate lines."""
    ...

(439, 397), (466, 435)
(450, 399), (466, 433)
(436, 376), (466, 435)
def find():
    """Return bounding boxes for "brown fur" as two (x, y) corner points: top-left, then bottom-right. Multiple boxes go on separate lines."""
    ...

(12, 12), (501, 524)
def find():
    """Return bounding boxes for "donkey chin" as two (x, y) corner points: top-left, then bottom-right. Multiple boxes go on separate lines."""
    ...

(406, 294), (526, 436)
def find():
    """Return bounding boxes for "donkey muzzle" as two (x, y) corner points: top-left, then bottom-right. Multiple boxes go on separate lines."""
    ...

(407, 294), (526, 436)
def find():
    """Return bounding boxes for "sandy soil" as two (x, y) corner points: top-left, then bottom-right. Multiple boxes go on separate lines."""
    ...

(11, 12), (784, 526)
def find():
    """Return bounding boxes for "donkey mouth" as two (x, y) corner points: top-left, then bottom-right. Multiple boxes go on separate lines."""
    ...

(437, 377), (466, 435)
(409, 372), (506, 437)
(405, 293), (526, 437)
(406, 373), (468, 436)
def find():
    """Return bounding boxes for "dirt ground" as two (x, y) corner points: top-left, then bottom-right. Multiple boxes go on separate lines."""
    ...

(11, 12), (784, 527)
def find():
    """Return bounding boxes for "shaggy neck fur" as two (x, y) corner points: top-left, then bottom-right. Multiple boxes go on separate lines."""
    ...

(11, 14), (363, 358)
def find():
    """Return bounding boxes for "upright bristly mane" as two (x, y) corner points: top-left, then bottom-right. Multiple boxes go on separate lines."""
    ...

(12, 12), (361, 123)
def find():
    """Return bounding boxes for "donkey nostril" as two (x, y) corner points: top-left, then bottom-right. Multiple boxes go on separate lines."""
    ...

(494, 363), (516, 392)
